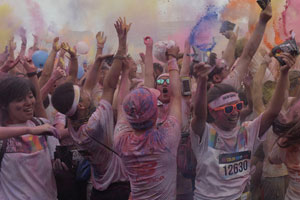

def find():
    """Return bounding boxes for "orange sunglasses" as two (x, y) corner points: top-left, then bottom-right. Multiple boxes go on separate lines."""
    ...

(212, 101), (244, 114)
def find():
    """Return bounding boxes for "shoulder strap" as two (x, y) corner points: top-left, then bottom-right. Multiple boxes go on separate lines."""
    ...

(31, 117), (47, 141)
(31, 117), (44, 126)
(0, 139), (7, 171)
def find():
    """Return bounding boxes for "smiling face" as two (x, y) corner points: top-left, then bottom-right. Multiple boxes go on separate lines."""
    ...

(7, 91), (36, 124)
(156, 75), (171, 104)
(210, 100), (241, 131)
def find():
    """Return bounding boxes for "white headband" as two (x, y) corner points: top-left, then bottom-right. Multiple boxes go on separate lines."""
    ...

(65, 85), (81, 117)
(209, 92), (239, 109)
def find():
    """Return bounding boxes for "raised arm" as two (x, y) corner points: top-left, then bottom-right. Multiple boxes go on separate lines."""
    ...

(252, 54), (271, 114)
(240, 73), (253, 123)
(22, 58), (47, 118)
(259, 53), (296, 137)
(101, 17), (131, 105)
(143, 36), (155, 88)
(39, 37), (60, 88)
(234, 3), (272, 83)
(62, 43), (78, 83)
(166, 45), (181, 124)
(117, 59), (131, 120)
(95, 31), (106, 59)
(180, 39), (191, 77)
(222, 29), (238, 70)
(8, 37), (16, 60)
(82, 54), (113, 93)
(40, 68), (66, 101)
(27, 34), (39, 59)
(18, 27), (27, 59)
(191, 63), (212, 138)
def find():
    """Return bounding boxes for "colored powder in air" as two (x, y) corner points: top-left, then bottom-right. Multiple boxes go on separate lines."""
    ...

(284, 0), (300, 42)
(189, 5), (219, 51)
(0, 4), (20, 51)
(25, 0), (45, 35)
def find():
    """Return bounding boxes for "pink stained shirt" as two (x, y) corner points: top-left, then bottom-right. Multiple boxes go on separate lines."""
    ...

(0, 118), (57, 200)
(191, 115), (264, 200)
(114, 115), (181, 200)
(269, 140), (300, 200)
(68, 99), (128, 191)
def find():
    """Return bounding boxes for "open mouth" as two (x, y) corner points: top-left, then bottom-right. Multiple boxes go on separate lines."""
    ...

(163, 88), (168, 94)
(24, 107), (33, 114)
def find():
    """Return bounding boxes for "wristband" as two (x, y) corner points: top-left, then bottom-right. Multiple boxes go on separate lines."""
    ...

(97, 44), (104, 49)
(168, 58), (179, 72)
(27, 71), (37, 77)
(114, 55), (126, 60)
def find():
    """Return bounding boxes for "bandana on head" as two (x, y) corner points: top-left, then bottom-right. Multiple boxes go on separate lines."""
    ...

(209, 92), (239, 109)
(157, 73), (169, 80)
(65, 85), (80, 117)
(123, 87), (159, 130)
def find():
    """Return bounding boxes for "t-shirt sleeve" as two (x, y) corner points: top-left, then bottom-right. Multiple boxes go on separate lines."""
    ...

(53, 112), (66, 127)
(72, 99), (114, 148)
(190, 123), (209, 159)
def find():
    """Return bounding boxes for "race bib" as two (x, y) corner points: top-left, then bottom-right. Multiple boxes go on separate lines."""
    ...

(219, 151), (251, 180)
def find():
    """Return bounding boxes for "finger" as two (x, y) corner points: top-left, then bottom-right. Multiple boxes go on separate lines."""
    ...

(61, 162), (69, 171)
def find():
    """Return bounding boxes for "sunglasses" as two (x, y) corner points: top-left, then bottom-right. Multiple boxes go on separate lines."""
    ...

(156, 78), (170, 85)
(213, 101), (244, 114)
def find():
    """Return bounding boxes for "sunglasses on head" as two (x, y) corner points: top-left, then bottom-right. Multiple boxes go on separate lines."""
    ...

(156, 78), (170, 85)
(213, 101), (244, 114)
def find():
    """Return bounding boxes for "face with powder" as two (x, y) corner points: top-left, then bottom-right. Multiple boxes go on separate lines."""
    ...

(209, 92), (243, 131)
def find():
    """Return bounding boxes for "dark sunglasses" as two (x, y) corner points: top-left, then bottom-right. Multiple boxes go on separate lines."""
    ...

(156, 78), (170, 85)
(213, 101), (244, 114)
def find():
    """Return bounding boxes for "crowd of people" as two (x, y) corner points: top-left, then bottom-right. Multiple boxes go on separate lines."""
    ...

(0, 2), (300, 200)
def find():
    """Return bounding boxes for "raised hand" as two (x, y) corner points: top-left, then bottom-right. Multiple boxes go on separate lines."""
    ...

(139, 52), (145, 64)
(0, 49), (9, 65)
(52, 37), (61, 52)
(96, 31), (107, 48)
(51, 68), (66, 81)
(20, 57), (36, 73)
(193, 62), (212, 79)
(0, 57), (20, 73)
(114, 17), (132, 40)
(223, 29), (239, 41)
(166, 45), (180, 60)
(144, 36), (153, 47)
(19, 27), (27, 45)
(9, 37), (16, 51)
(280, 52), (297, 73)
(260, 2), (272, 23)
(61, 42), (76, 57)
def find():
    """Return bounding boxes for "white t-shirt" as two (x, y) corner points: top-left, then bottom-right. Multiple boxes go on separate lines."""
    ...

(68, 99), (128, 191)
(114, 115), (181, 200)
(191, 115), (264, 200)
(0, 119), (57, 200)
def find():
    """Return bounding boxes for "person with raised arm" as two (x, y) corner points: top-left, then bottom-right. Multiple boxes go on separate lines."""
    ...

(51, 17), (131, 200)
(114, 43), (182, 199)
(191, 50), (296, 199)
(39, 37), (61, 89)
(0, 61), (58, 199)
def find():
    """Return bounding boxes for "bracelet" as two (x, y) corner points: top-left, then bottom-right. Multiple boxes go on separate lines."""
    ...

(114, 55), (126, 60)
(27, 71), (37, 77)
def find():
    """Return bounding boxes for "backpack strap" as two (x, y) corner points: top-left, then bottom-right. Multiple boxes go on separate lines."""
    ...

(0, 139), (7, 171)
